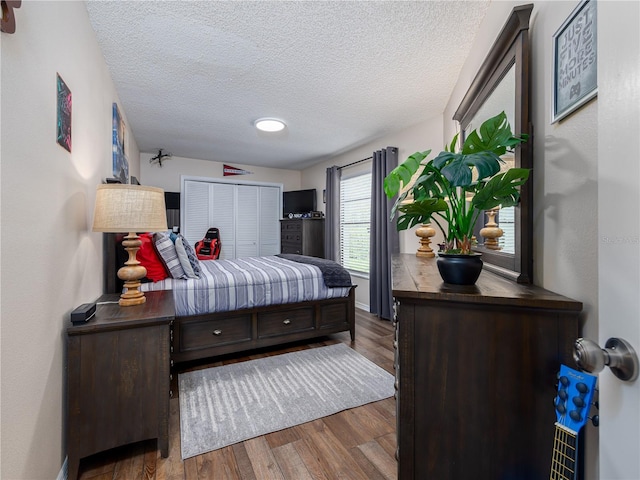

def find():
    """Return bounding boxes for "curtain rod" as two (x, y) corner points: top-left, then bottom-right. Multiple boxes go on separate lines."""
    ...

(337, 156), (373, 170)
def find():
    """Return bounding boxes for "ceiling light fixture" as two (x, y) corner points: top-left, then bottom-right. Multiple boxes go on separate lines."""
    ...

(255, 118), (286, 132)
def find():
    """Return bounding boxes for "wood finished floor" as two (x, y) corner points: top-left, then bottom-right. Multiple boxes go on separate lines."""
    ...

(76, 308), (397, 480)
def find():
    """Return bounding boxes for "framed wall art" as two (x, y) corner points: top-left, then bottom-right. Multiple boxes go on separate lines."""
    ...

(112, 103), (129, 184)
(56, 73), (72, 152)
(552, 0), (597, 123)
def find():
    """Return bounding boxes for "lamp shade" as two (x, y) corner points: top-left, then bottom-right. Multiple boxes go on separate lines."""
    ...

(92, 184), (168, 233)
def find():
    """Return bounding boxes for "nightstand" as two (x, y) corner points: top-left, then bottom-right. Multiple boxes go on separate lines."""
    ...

(66, 290), (175, 480)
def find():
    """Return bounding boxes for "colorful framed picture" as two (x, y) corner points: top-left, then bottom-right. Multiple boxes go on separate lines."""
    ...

(551, 0), (597, 123)
(56, 74), (72, 152)
(112, 103), (129, 184)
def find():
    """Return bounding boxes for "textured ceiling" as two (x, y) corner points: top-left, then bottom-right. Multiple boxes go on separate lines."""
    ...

(86, 1), (490, 170)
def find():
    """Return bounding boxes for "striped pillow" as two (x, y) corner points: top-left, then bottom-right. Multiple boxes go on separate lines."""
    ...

(153, 232), (186, 279)
(175, 236), (198, 279)
(177, 234), (202, 277)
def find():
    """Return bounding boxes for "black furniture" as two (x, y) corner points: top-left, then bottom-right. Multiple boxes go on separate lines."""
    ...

(280, 218), (324, 258)
(66, 291), (175, 480)
(391, 254), (582, 479)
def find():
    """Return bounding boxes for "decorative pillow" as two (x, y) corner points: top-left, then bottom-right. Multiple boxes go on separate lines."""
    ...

(177, 234), (202, 277)
(175, 236), (198, 279)
(153, 232), (186, 279)
(137, 233), (169, 282)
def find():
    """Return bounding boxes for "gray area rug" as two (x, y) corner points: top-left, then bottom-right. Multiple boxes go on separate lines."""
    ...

(178, 343), (395, 459)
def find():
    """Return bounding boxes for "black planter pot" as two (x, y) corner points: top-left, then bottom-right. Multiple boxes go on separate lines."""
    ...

(436, 253), (483, 285)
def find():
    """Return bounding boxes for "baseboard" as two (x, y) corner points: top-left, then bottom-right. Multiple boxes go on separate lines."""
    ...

(57, 456), (67, 480)
(355, 301), (369, 312)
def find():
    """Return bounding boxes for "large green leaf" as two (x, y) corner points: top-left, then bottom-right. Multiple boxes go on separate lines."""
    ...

(471, 168), (530, 211)
(462, 112), (509, 154)
(411, 162), (449, 199)
(383, 150), (431, 198)
(436, 151), (503, 186)
(462, 111), (528, 156)
(395, 198), (448, 231)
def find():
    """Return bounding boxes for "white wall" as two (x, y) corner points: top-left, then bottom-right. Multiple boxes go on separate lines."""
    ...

(140, 153), (301, 193)
(443, 2), (599, 478)
(1, 2), (139, 478)
(301, 115), (444, 310)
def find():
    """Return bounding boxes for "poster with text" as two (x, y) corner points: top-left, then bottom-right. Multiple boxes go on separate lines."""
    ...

(552, 0), (597, 123)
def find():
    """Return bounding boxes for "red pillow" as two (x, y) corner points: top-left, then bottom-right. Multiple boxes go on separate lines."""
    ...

(136, 233), (169, 282)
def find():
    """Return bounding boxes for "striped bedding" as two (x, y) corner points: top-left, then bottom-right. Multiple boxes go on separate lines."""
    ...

(140, 255), (351, 316)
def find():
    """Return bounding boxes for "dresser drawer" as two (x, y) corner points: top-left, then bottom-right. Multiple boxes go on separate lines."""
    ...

(258, 307), (314, 338)
(282, 232), (302, 243)
(281, 243), (302, 255)
(179, 314), (252, 351)
(281, 220), (302, 232)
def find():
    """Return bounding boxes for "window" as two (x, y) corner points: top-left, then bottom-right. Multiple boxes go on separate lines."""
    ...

(340, 172), (372, 274)
(497, 206), (515, 253)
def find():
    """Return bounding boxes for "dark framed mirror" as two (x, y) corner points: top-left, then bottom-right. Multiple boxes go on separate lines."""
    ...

(453, 3), (533, 284)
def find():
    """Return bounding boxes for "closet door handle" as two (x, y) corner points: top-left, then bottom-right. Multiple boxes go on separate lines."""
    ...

(212, 329), (222, 336)
(283, 319), (291, 325)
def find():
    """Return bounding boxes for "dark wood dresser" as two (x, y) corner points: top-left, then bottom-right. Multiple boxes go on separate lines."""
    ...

(280, 217), (325, 257)
(391, 254), (582, 479)
(66, 290), (175, 480)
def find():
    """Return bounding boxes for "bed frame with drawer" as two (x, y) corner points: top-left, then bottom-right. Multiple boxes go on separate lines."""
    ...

(104, 233), (356, 363)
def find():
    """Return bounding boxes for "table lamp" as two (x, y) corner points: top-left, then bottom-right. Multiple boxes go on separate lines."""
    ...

(92, 184), (168, 306)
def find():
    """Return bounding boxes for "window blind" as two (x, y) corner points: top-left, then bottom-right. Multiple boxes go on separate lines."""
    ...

(498, 206), (515, 253)
(340, 173), (372, 274)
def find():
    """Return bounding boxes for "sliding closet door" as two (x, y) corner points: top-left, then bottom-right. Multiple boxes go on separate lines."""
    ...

(182, 180), (211, 247)
(182, 180), (235, 258)
(208, 183), (236, 259)
(234, 185), (280, 257)
(235, 185), (259, 258)
(258, 186), (280, 256)
(182, 178), (281, 260)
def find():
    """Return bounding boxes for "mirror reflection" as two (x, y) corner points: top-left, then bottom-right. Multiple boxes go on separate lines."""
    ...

(464, 65), (517, 254)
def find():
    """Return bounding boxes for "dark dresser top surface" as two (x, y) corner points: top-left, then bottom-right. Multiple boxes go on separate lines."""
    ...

(392, 254), (582, 311)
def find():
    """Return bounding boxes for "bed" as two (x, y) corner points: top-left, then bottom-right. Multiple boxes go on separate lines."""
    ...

(104, 233), (356, 363)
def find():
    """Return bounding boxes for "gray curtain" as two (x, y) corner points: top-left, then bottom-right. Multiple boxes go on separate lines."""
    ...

(369, 147), (399, 320)
(324, 166), (340, 260)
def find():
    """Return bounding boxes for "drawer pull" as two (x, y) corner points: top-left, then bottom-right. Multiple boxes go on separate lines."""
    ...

(212, 329), (222, 336)
(283, 319), (291, 325)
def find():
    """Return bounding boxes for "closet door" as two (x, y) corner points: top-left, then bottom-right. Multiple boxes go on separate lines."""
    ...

(182, 180), (211, 248)
(235, 185), (259, 258)
(209, 183), (236, 259)
(259, 186), (280, 256)
(182, 178), (281, 260)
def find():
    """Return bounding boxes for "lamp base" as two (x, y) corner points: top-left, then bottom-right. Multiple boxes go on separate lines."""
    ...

(416, 223), (436, 258)
(118, 281), (147, 306)
(117, 233), (148, 307)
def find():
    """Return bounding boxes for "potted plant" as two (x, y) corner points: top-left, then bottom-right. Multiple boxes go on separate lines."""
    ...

(383, 111), (529, 285)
